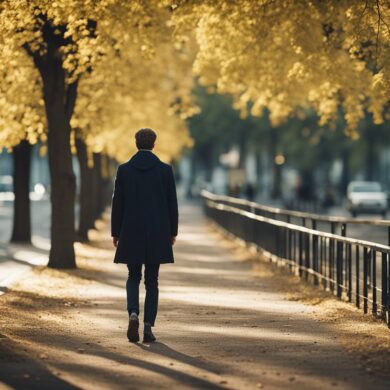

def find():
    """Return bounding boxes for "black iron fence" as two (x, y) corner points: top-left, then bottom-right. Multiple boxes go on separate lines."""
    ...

(202, 191), (390, 328)
(205, 191), (390, 245)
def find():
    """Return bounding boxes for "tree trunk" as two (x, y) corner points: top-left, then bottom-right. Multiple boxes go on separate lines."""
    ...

(365, 135), (375, 181)
(238, 129), (247, 170)
(104, 155), (114, 207)
(197, 146), (213, 183)
(270, 131), (281, 199)
(75, 137), (93, 242)
(272, 161), (282, 199)
(100, 154), (112, 208)
(92, 153), (103, 220)
(44, 78), (77, 268)
(255, 150), (262, 196)
(11, 140), (32, 243)
(187, 152), (197, 198)
(340, 148), (350, 196)
(96, 154), (109, 216)
(32, 27), (77, 268)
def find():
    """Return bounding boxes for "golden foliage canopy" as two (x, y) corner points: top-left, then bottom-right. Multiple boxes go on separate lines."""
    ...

(170, 0), (390, 135)
(0, 0), (193, 161)
(1, 0), (390, 154)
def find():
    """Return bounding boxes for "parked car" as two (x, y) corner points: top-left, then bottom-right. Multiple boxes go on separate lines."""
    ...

(347, 181), (387, 217)
(0, 176), (47, 203)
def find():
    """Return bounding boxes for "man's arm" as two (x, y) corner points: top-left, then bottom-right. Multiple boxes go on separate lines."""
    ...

(111, 167), (124, 246)
(167, 166), (178, 242)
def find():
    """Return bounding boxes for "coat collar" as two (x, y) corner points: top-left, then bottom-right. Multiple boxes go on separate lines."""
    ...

(129, 150), (160, 171)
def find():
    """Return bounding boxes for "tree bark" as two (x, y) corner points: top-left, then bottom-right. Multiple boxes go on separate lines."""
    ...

(11, 140), (32, 243)
(29, 23), (77, 268)
(255, 150), (262, 195)
(102, 155), (114, 208)
(92, 153), (111, 218)
(75, 137), (93, 242)
(270, 131), (281, 199)
(365, 134), (375, 181)
(340, 147), (350, 196)
(238, 129), (247, 170)
(44, 73), (77, 268)
(92, 153), (103, 220)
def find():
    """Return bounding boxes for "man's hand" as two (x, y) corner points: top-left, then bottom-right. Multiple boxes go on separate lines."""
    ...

(171, 236), (177, 246)
(113, 237), (119, 247)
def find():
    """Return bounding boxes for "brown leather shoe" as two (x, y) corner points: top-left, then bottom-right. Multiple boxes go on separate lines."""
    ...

(127, 315), (139, 342)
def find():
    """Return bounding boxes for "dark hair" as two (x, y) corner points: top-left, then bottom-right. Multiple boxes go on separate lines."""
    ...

(135, 128), (157, 150)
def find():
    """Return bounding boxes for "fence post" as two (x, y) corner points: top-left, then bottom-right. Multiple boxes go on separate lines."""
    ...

(372, 250), (377, 316)
(329, 238), (335, 292)
(321, 237), (326, 289)
(363, 247), (369, 314)
(313, 234), (318, 285)
(299, 231), (303, 277)
(388, 226), (390, 247)
(287, 216), (291, 261)
(347, 243), (352, 302)
(336, 240), (343, 299)
(311, 219), (317, 230)
(305, 233), (310, 281)
(293, 230), (297, 271)
(341, 223), (347, 237)
(381, 252), (387, 321)
(387, 228), (390, 327)
(356, 246), (360, 309)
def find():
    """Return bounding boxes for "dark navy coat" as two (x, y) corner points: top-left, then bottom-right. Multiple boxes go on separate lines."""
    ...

(111, 150), (178, 264)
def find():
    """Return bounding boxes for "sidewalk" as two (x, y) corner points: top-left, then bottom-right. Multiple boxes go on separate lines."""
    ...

(0, 241), (49, 295)
(0, 202), (389, 389)
(0, 199), (50, 295)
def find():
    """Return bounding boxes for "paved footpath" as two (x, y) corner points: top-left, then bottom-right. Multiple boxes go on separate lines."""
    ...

(0, 199), (50, 295)
(0, 202), (389, 390)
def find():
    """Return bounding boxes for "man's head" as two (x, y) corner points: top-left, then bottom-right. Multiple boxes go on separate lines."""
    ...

(135, 128), (157, 150)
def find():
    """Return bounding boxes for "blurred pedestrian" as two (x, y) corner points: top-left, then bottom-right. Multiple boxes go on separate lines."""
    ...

(245, 182), (256, 201)
(322, 186), (335, 209)
(229, 183), (241, 197)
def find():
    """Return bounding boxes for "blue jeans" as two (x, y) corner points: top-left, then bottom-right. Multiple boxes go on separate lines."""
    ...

(126, 264), (160, 326)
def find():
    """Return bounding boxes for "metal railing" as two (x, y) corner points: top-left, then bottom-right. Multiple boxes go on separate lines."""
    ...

(202, 191), (390, 327)
(203, 191), (390, 245)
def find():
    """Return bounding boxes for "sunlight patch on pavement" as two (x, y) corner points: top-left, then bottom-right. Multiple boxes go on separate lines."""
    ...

(0, 260), (30, 295)
(177, 231), (215, 241)
(166, 266), (247, 276)
(75, 243), (112, 260)
(175, 252), (226, 262)
(12, 250), (47, 265)
(32, 235), (51, 251)
(160, 285), (313, 314)
(175, 323), (329, 344)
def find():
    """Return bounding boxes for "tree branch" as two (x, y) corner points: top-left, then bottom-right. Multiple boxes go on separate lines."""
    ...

(375, 0), (381, 68)
(23, 42), (41, 66)
(65, 78), (79, 123)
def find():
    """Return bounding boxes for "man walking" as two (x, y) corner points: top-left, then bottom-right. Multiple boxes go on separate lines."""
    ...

(111, 128), (178, 343)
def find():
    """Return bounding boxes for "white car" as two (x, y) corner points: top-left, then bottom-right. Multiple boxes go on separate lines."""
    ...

(347, 181), (387, 217)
